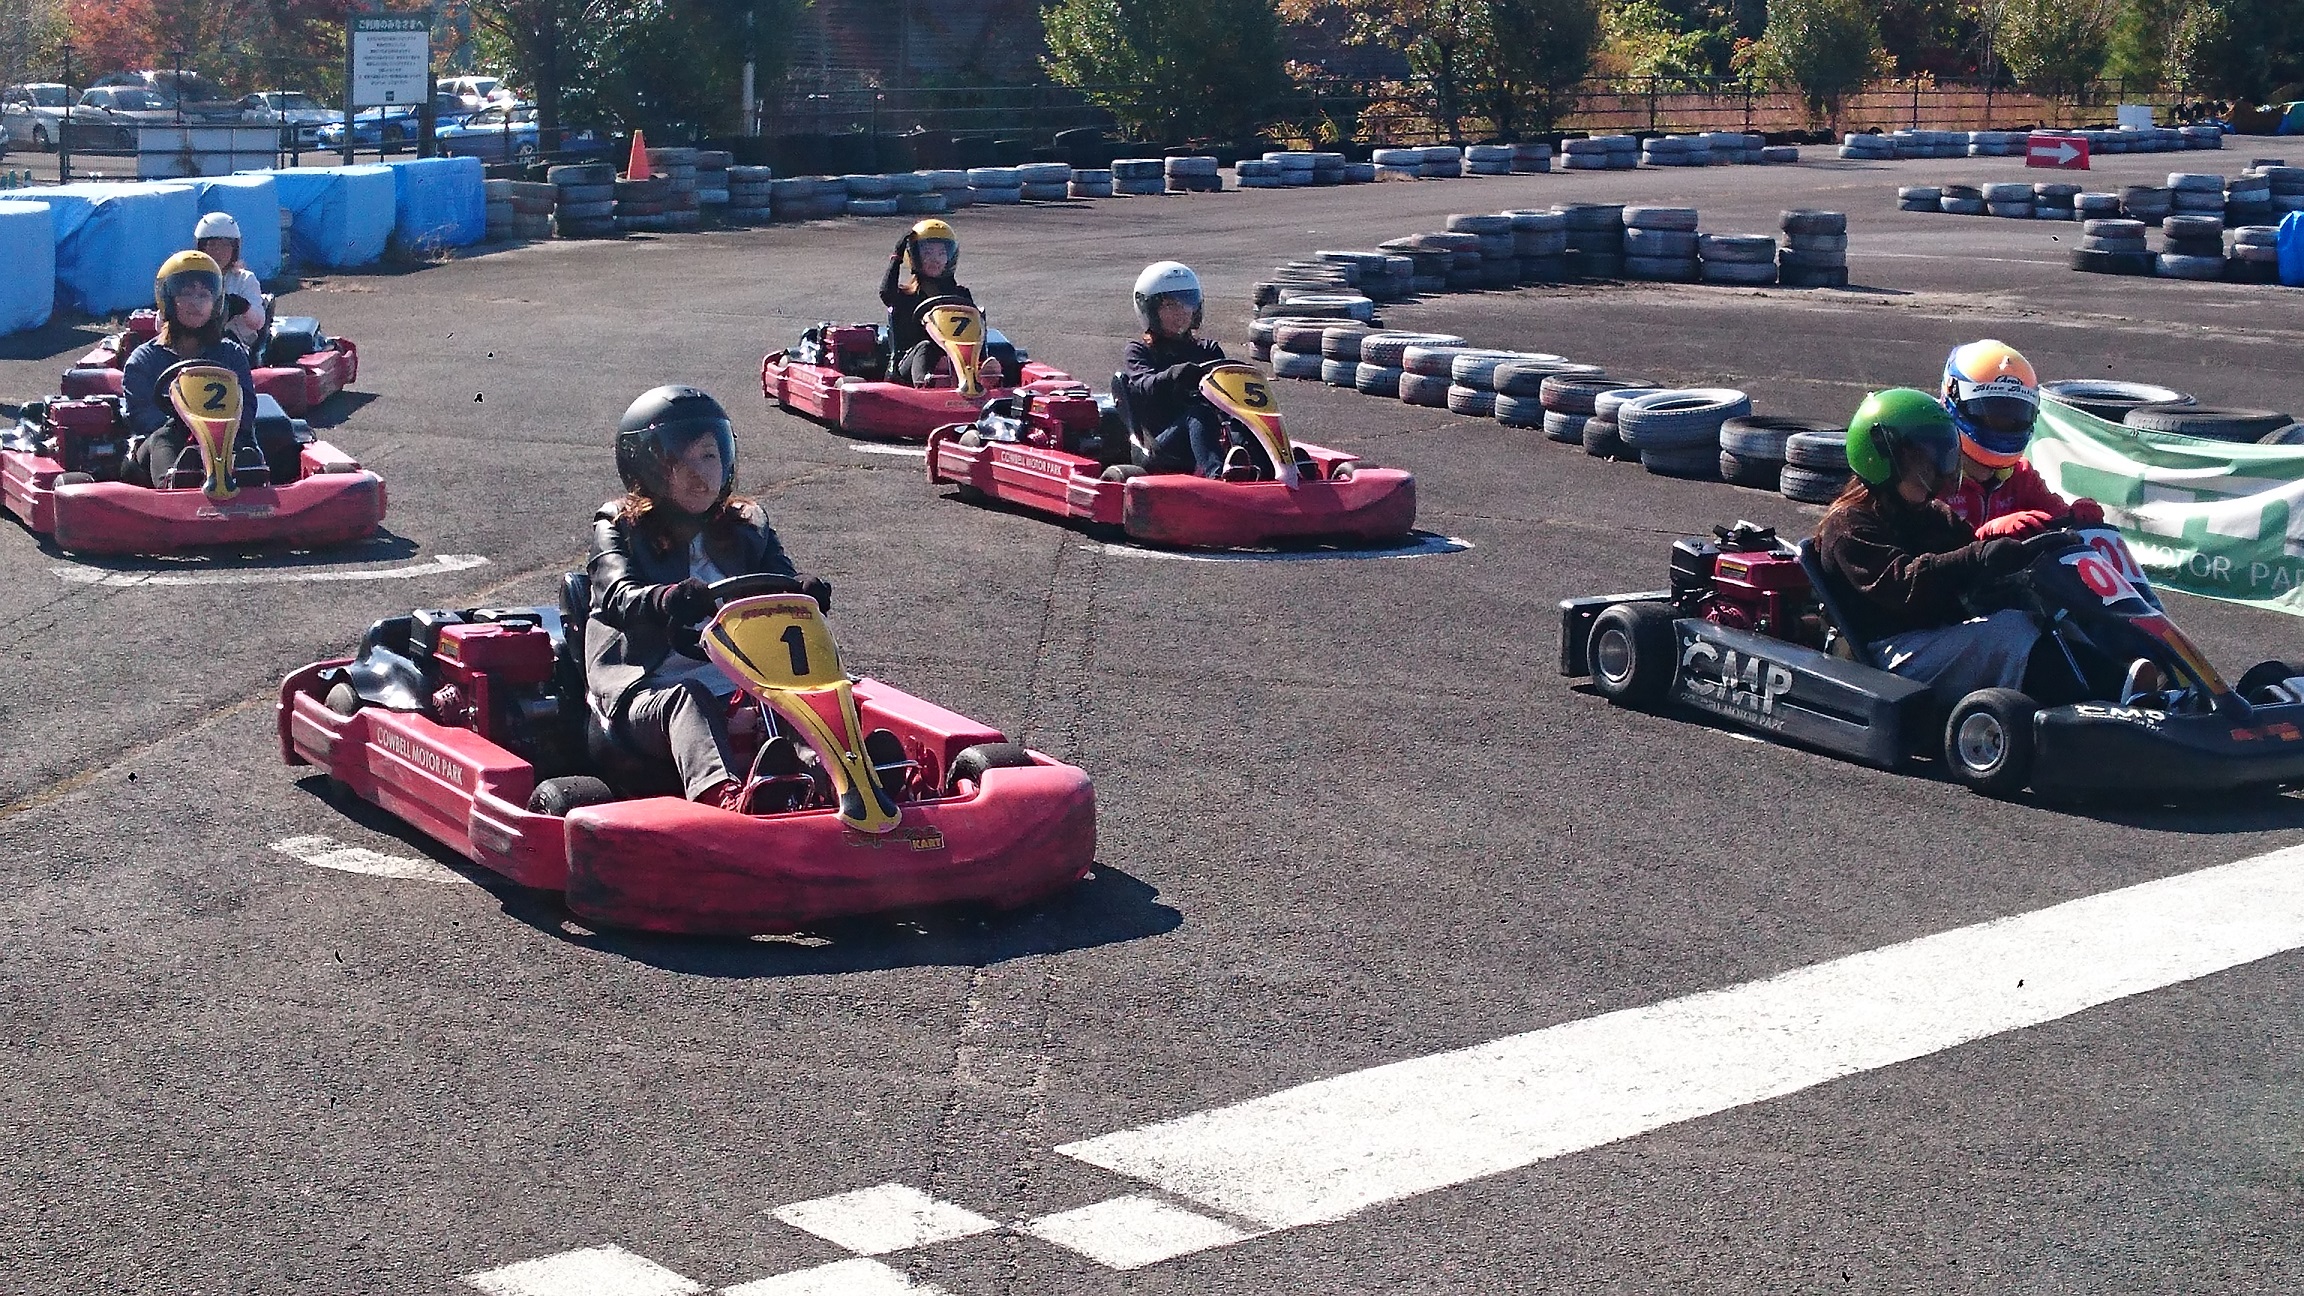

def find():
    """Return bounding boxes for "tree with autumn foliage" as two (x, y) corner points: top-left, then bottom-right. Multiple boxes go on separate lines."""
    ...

(1276, 0), (1600, 140)
(62, 0), (359, 89)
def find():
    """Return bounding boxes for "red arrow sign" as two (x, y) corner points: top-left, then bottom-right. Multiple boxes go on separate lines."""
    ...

(2026, 133), (2090, 169)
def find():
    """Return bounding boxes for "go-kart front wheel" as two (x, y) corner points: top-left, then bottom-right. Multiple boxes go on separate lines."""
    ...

(1943, 688), (2038, 798)
(1587, 603), (1676, 707)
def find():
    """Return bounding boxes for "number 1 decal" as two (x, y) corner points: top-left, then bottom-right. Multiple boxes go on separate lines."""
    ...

(780, 623), (810, 676)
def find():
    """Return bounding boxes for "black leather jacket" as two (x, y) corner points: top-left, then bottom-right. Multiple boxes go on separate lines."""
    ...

(583, 498), (797, 722)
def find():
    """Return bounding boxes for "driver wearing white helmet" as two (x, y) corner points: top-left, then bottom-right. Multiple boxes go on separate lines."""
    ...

(1121, 261), (1253, 480)
(194, 211), (266, 349)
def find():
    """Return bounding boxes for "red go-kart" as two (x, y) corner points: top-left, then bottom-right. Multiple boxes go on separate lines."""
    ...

(927, 360), (1418, 549)
(63, 308), (359, 417)
(761, 297), (1094, 442)
(3, 363), (385, 555)
(278, 572), (1097, 936)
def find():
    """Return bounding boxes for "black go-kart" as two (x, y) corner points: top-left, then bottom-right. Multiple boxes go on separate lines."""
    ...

(1560, 520), (2304, 801)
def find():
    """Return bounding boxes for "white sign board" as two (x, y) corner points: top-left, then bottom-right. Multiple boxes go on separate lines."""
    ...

(136, 126), (280, 179)
(350, 15), (431, 109)
(2117, 104), (2155, 130)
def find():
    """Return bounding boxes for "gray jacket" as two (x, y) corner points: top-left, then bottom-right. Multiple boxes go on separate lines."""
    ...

(583, 499), (797, 722)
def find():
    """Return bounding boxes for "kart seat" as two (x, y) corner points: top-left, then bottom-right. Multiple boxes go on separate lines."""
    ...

(1108, 371), (1154, 466)
(1795, 538), (1883, 670)
(556, 568), (690, 800)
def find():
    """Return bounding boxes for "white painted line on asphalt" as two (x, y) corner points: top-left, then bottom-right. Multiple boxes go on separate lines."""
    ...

(463, 1245), (702, 1296)
(851, 444), (929, 458)
(1060, 843), (2304, 1231)
(1016, 1195), (1262, 1271)
(270, 835), (462, 884)
(1856, 251), (2060, 267)
(771, 1183), (999, 1256)
(1099, 533), (1472, 563)
(53, 552), (490, 587)
(722, 1258), (950, 1296)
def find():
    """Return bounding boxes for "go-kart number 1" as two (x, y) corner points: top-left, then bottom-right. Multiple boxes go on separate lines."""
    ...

(780, 624), (809, 675)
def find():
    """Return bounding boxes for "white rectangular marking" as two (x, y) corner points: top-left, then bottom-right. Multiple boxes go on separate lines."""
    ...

(722, 1257), (951, 1296)
(851, 444), (929, 458)
(463, 1245), (701, 1296)
(770, 1183), (998, 1256)
(271, 835), (462, 884)
(1017, 1195), (1261, 1271)
(53, 553), (489, 587)
(1061, 844), (2304, 1230)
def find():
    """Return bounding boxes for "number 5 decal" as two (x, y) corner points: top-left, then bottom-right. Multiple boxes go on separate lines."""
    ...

(1241, 380), (1270, 408)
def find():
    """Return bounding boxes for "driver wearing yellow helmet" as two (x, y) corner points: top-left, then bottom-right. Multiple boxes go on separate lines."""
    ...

(881, 218), (976, 386)
(122, 251), (268, 487)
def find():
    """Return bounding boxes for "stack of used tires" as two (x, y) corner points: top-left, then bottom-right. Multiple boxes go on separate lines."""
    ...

(2119, 184), (2173, 225)
(1896, 185), (1940, 213)
(2167, 172), (2226, 222)
(1603, 135), (1640, 169)
(2224, 170), (2275, 225)
(1381, 236), (1452, 294)
(929, 169), (973, 209)
(1248, 314), (1322, 363)
(1538, 375), (1639, 449)
(967, 167), (1023, 206)
(1938, 184), (1985, 216)
(2256, 164), (2304, 214)
(1562, 204), (1626, 279)
(1840, 132), (1895, 161)
(1399, 342), (1471, 408)
(1982, 182), (2034, 218)
(1490, 358), (1595, 432)
(890, 171), (947, 216)
(2180, 125), (2225, 149)
(1420, 146), (1464, 179)
(1710, 133), (1766, 164)
(1271, 319), (1347, 380)
(695, 151), (731, 223)
(1969, 131), (2027, 157)
(1429, 232), (1485, 291)
(2070, 217), (2153, 275)
(1446, 350), (1533, 415)
(549, 162), (616, 238)
(2125, 403), (2297, 442)
(2075, 192), (2121, 219)
(1165, 156), (1221, 192)
(1112, 159), (1166, 195)
(1760, 145), (1800, 163)
(1237, 158), (1286, 189)
(1620, 388), (1750, 479)
(2157, 214), (2226, 280)
(1511, 143), (1552, 173)
(844, 172), (899, 217)
(1269, 291), (1376, 324)
(1253, 261), (1352, 310)
(1447, 214), (1520, 288)
(1370, 147), (1424, 181)
(2041, 379), (2194, 421)
(1314, 152), (1351, 184)
(725, 166), (774, 223)
(1641, 135), (1705, 167)
(1505, 210), (1568, 283)
(1623, 206), (1700, 282)
(1316, 250), (1412, 301)
(1465, 143), (1515, 175)
(2032, 183), (2080, 221)
(2231, 226), (2284, 282)
(1320, 324), (1371, 386)
(1698, 233), (1776, 286)
(1069, 168), (1113, 199)
(1262, 152), (1320, 186)
(1586, 385), (1661, 459)
(1356, 332), (1463, 397)
(647, 148), (702, 230)
(771, 176), (849, 221)
(1719, 416), (1838, 490)
(484, 179), (556, 242)
(1018, 162), (1073, 201)
(615, 174), (674, 233)
(1779, 427), (1851, 503)
(1560, 137), (1612, 171)
(1777, 210), (1847, 288)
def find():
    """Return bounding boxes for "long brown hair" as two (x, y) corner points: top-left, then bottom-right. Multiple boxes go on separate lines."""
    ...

(614, 491), (759, 552)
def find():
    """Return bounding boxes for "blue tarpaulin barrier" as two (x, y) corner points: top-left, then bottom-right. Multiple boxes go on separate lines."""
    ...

(0, 200), (56, 333)
(266, 164), (396, 269)
(385, 156), (486, 251)
(195, 173), (282, 280)
(2280, 211), (2303, 288)
(43, 181), (200, 315)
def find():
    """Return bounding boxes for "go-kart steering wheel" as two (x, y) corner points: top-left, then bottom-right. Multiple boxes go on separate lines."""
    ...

(706, 572), (803, 606)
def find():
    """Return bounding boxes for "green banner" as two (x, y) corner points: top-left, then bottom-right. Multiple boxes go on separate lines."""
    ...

(2031, 401), (2304, 615)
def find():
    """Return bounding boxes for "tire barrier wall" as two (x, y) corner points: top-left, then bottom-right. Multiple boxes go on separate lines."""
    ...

(0, 200), (55, 332)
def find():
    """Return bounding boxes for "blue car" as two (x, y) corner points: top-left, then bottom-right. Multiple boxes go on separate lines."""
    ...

(315, 93), (475, 150)
(435, 103), (611, 163)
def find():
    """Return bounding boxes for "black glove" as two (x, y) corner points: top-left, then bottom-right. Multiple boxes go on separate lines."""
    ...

(797, 575), (832, 613)
(1164, 360), (1209, 387)
(225, 294), (252, 319)
(893, 231), (914, 260)
(652, 577), (713, 626)
(1979, 537), (2034, 575)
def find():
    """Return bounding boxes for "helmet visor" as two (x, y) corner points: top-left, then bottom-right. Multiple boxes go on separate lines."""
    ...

(1956, 392), (2037, 441)
(634, 416), (736, 513)
(1152, 288), (1202, 314)
(162, 267), (223, 307)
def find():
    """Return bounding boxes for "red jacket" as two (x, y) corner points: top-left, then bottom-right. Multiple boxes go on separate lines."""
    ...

(1942, 460), (2074, 529)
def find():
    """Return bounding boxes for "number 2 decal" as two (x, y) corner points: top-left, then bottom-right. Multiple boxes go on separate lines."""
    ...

(780, 624), (810, 676)
(202, 380), (228, 412)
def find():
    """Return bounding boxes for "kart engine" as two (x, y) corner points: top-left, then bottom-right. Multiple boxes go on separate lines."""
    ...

(28, 396), (132, 480)
(338, 609), (582, 777)
(1672, 522), (1825, 647)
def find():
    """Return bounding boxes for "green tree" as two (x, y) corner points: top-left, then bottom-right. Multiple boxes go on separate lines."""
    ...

(475, 0), (800, 140)
(1745, 0), (1881, 121)
(1280, 0), (1600, 140)
(2104, 0), (2183, 86)
(1600, 0), (1731, 79)
(1991, 0), (2117, 96)
(1041, 0), (1289, 142)
(0, 0), (68, 87)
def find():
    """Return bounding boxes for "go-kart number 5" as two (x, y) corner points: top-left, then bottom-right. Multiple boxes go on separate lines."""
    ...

(1239, 380), (1271, 409)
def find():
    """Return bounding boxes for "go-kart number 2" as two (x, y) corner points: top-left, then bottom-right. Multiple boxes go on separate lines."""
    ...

(201, 380), (229, 412)
(780, 624), (809, 676)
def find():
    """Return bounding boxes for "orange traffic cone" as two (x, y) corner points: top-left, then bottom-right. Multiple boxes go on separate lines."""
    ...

(626, 129), (651, 181)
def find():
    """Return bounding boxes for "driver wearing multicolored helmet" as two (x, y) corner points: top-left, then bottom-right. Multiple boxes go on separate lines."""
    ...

(584, 386), (833, 814)
(1937, 339), (2106, 539)
(881, 218), (987, 386)
(1813, 387), (2052, 705)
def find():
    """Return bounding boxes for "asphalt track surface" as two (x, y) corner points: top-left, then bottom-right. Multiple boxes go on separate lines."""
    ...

(3, 143), (2303, 1294)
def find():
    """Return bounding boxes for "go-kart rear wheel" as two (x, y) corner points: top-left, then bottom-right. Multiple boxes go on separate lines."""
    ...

(2236, 660), (2304, 704)
(53, 472), (92, 486)
(324, 682), (362, 717)
(1587, 603), (1675, 707)
(527, 776), (616, 816)
(948, 742), (1034, 793)
(1943, 688), (2038, 798)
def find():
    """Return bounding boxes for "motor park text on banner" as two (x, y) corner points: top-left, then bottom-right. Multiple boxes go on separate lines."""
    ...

(2031, 402), (2304, 615)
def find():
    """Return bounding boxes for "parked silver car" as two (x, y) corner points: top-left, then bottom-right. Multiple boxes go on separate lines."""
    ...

(238, 90), (341, 147)
(1, 83), (73, 150)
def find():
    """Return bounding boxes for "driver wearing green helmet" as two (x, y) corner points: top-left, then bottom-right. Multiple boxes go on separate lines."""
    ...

(1815, 388), (2063, 703)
